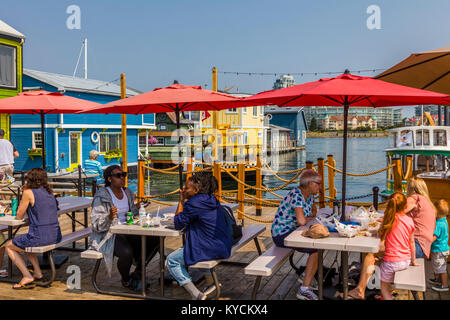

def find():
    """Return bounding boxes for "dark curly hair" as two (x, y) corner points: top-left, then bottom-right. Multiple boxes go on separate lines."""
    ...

(26, 168), (53, 194)
(188, 171), (218, 194)
(104, 165), (122, 187)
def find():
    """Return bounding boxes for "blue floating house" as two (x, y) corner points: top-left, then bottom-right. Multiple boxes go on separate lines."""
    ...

(11, 69), (156, 173)
(264, 106), (308, 147)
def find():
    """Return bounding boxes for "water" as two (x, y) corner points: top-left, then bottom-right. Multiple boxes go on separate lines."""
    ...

(128, 137), (389, 202)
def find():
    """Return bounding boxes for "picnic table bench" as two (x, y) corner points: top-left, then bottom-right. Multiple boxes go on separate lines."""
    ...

(393, 258), (426, 299)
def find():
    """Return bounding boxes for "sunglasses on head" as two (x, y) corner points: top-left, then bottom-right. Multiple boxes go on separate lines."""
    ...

(111, 172), (127, 179)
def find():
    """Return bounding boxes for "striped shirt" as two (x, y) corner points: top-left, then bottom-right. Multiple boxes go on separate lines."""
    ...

(83, 159), (103, 178)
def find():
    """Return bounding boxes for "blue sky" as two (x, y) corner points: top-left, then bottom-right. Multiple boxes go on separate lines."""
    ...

(2, 0), (450, 117)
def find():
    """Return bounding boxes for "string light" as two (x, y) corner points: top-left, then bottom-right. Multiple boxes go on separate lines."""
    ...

(218, 68), (386, 77)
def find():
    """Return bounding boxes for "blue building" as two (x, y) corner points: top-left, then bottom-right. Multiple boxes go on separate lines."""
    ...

(11, 69), (155, 173)
(264, 106), (308, 147)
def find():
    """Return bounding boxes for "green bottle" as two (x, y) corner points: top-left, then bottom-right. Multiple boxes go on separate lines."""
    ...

(126, 212), (134, 225)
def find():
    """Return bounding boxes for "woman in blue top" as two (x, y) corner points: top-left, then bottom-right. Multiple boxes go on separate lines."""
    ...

(5, 168), (62, 289)
(271, 169), (322, 300)
(166, 171), (232, 300)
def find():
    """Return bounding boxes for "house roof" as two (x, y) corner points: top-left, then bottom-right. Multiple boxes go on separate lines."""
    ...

(24, 69), (141, 97)
(269, 124), (293, 132)
(0, 19), (25, 40)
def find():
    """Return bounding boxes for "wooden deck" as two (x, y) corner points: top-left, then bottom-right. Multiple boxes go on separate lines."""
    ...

(0, 204), (447, 300)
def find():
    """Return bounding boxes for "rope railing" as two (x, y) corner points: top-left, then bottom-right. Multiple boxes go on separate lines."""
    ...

(143, 188), (181, 198)
(324, 163), (395, 177)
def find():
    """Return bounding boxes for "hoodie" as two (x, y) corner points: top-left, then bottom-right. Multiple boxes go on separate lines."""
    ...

(175, 193), (232, 266)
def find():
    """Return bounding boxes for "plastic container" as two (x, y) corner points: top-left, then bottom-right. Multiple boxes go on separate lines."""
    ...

(139, 204), (147, 227)
(327, 221), (360, 232)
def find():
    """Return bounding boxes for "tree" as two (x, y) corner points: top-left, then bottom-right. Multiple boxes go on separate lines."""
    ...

(309, 117), (318, 131)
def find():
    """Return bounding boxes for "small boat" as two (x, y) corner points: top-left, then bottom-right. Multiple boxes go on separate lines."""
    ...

(381, 122), (450, 203)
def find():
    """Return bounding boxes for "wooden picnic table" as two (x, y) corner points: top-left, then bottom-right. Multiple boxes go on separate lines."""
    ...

(47, 172), (99, 197)
(284, 209), (380, 300)
(0, 196), (93, 281)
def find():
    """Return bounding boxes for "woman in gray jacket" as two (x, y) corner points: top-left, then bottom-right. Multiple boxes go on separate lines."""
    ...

(90, 165), (159, 292)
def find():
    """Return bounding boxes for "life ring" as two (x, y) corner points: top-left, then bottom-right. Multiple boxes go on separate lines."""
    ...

(91, 131), (100, 144)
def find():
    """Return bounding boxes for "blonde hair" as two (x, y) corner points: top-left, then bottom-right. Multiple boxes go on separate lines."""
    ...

(434, 199), (449, 219)
(379, 192), (407, 241)
(407, 177), (436, 214)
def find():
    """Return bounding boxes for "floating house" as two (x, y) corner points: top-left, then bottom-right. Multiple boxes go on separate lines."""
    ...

(264, 106), (308, 147)
(0, 19), (25, 140)
(11, 69), (156, 173)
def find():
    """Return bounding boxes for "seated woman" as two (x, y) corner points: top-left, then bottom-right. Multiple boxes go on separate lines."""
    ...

(346, 177), (436, 300)
(89, 165), (159, 292)
(271, 169), (321, 300)
(84, 150), (104, 185)
(5, 168), (62, 289)
(166, 172), (232, 300)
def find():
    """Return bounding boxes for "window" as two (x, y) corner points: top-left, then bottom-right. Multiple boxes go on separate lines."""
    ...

(139, 135), (146, 147)
(155, 137), (164, 145)
(184, 111), (200, 121)
(258, 131), (263, 139)
(416, 129), (430, 146)
(260, 106), (264, 115)
(253, 107), (258, 117)
(165, 137), (178, 145)
(159, 124), (167, 130)
(0, 44), (16, 88)
(99, 133), (122, 153)
(32, 132), (42, 149)
(243, 132), (248, 145)
(243, 107), (247, 114)
(226, 108), (238, 114)
(433, 130), (447, 146)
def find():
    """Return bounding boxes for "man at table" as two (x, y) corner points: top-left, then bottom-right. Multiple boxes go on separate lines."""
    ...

(271, 169), (321, 300)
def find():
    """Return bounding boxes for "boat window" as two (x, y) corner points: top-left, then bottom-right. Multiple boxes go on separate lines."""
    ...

(433, 130), (447, 146)
(416, 129), (430, 146)
(390, 132), (397, 148)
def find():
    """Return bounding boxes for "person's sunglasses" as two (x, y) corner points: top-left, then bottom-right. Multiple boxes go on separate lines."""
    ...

(312, 181), (322, 186)
(112, 172), (127, 179)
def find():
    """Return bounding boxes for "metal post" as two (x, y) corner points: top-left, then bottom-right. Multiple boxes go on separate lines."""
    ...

(372, 186), (379, 210)
(176, 108), (183, 191)
(341, 100), (349, 221)
(40, 111), (46, 169)
(120, 73), (128, 188)
(438, 105), (442, 126)
(317, 158), (325, 208)
(77, 164), (82, 197)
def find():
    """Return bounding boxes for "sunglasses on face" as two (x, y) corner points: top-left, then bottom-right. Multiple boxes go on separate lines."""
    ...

(312, 181), (322, 186)
(111, 172), (127, 179)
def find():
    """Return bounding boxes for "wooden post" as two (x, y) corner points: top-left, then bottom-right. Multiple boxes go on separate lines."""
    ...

(237, 162), (245, 220)
(120, 73), (128, 187)
(137, 159), (145, 201)
(393, 157), (403, 192)
(213, 161), (222, 202)
(256, 154), (262, 216)
(327, 154), (336, 208)
(186, 156), (193, 181)
(317, 158), (325, 208)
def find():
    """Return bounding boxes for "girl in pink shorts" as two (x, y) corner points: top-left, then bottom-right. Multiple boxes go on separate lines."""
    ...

(378, 192), (420, 300)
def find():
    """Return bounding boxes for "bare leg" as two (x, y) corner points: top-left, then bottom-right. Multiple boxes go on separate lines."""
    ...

(5, 241), (33, 285)
(380, 281), (393, 300)
(25, 253), (43, 279)
(302, 252), (318, 287)
(348, 252), (376, 299)
(439, 273), (448, 287)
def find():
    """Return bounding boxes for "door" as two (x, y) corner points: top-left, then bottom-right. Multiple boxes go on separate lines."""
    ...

(69, 132), (81, 171)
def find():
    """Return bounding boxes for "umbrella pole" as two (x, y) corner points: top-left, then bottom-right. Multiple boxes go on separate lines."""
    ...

(176, 108), (183, 190)
(40, 111), (46, 170)
(340, 101), (349, 221)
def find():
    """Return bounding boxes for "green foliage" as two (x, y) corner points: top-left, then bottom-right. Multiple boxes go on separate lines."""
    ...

(309, 117), (318, 131)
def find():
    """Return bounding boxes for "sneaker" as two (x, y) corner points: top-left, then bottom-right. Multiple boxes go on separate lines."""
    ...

(297, 273), (319, 291)
(296, 287), (318, 300)
(432, 284), (449, 292)
(428, 278), (442, 286)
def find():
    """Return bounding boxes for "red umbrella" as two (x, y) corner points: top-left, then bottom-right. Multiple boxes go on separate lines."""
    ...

(242, 71), (450, 213)
(80, 82), (243, 189)
(0, 90), (101, 169)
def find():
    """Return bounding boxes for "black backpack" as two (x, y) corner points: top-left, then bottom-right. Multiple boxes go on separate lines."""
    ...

(221, 205), (243, 246)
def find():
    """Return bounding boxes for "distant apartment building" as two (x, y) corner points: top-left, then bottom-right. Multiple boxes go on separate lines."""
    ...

(303, 106), (400, 129)
(415, 105), (439, 117)
(322, 115), (377, 130)
(273, 74), (295, 90)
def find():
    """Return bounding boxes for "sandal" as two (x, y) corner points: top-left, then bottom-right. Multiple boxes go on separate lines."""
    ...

(12, 281), (35, 290)
(33, 276), (49, 287)
(338, 291), (364, 300)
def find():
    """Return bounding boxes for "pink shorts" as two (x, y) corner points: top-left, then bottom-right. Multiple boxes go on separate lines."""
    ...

(380, 259), (410, 283)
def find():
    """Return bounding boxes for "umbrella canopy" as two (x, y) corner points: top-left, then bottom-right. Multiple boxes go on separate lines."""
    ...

(0, 90), (101, 169)
(241, 72), (450, 217)
(79, 83), (243, 189)
(376, 46), (450, 95)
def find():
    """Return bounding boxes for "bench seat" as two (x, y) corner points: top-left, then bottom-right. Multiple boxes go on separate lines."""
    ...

(190, 224), (266, 269)
(81, 249), (103, 260)
(25, 227), (92, 253)
(244, 246), (293, 277)
(393, 258), (426, 292)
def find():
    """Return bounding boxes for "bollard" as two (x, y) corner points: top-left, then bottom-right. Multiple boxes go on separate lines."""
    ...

(137, 159), (145, 202)
(213, 161), (222, 202)
(372, 186), (379, 210)
(327, 154), (336, 208)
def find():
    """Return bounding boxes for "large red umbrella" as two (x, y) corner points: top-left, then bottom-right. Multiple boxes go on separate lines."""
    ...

(80, 82), (243, 189)
(241, 71), (450, 213)
(0, 90), (101, 169)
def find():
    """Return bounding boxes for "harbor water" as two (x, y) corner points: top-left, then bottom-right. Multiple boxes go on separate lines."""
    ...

(129, 137), (389, 203)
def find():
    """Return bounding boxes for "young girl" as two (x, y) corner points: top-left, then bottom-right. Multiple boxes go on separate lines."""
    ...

(166, 171), (232, 300)
(5, 168), (62, 289)
(379, 192), (419, 300)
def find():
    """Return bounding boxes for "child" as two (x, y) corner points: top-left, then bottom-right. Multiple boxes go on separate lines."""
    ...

(429, 199), (449, 292)
(166, 172), (232, 300)
(379, 192), (418, 300)
(5, 168), (62, 289)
